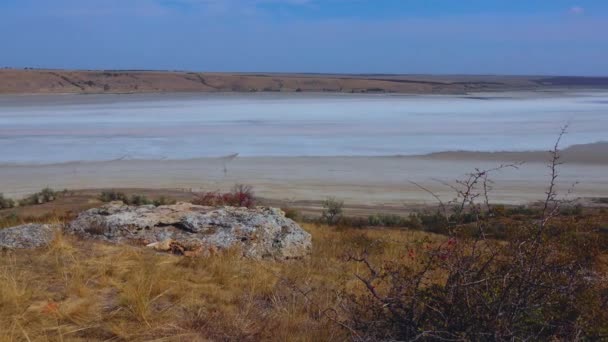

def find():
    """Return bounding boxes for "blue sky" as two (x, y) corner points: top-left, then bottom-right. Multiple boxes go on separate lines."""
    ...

(1, 0), (607, 75)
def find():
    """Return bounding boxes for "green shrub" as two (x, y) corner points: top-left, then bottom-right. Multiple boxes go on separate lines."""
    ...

(0, 194), (15, 209)
(321, 197), (343, 225)
(100, 191), (175, 207)
(19, 188), (57, 206)
(99, 190), (128, 203)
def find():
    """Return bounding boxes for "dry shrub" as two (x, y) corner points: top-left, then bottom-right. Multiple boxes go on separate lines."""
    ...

(340, 127), (608, 340)
(282, 207), (301, 221)
(193, 184), (256, 208)
(1, 211), (72, 230)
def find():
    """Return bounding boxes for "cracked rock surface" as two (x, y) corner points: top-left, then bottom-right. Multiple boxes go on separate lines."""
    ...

(66, 202), (312, 260)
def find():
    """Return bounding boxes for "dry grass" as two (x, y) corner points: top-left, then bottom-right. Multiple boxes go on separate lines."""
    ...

(0, 222), (445, 341)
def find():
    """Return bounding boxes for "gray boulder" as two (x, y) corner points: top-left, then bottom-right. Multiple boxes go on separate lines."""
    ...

(67, 202), (312, 260)
(0, 224), (56, 249)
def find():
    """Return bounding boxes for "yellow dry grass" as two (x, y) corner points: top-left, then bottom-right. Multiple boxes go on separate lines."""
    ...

(0, 223), (445, 341)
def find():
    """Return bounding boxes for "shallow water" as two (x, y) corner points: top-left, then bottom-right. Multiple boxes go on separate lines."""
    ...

(0, 91), (607, 164)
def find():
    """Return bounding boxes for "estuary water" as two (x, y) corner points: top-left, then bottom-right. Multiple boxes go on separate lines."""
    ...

(0, 91), (607, 164)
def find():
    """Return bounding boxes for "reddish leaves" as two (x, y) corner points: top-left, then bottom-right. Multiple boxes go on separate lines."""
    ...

(193, 184), (256, 208)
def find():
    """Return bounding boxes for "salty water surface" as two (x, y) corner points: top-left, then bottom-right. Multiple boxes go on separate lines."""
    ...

(0, 91), (607, 164)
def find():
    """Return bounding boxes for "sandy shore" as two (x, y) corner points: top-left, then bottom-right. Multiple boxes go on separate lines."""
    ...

(1, 152), (607, 206)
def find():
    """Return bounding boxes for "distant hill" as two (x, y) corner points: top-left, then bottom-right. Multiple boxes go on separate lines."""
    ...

(1, 69), (607, 95)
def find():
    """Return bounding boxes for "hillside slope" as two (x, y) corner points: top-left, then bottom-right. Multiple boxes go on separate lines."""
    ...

(2, 69), (607, 94)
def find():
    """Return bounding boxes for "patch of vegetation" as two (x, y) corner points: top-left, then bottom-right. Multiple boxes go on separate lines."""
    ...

(334, 213), (422, 229)
(281, 207), (301, 221)
(321, 197), (343, 225)
(0, 193), (16, 209)
(593, 197), (608, 204)
(1, 208), (605, 340)
(559, 203), (584, 216)
(128, 194), (152, 206)
(0, 211), (74, 229)
(337, 130), (608, 340)
(99, 190), (129, 203)
(19, 188), (58, 206)
(99, 191), (176, 207)
(0, 212), (21, 229)
(193, 184), (256, 208)
(412, 210), (450, 234)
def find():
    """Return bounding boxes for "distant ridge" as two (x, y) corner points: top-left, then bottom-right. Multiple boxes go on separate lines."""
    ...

(2, 69), (608, 95)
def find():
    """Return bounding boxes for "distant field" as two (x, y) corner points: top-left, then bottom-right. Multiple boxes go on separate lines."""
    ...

(2, 69), (608, 94)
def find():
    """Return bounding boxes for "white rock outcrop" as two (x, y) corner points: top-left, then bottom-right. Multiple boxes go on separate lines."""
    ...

(67, 202), (311, 260)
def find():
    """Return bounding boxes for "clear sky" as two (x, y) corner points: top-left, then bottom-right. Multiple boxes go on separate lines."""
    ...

(1, 0), (607, 75)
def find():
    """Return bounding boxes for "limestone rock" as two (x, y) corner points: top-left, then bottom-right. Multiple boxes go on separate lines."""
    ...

(67, 202), (312, 260)
(0, 224), (56, 249)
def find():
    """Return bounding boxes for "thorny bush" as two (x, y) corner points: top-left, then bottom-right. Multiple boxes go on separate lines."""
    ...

(339, 127), (608, 341)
